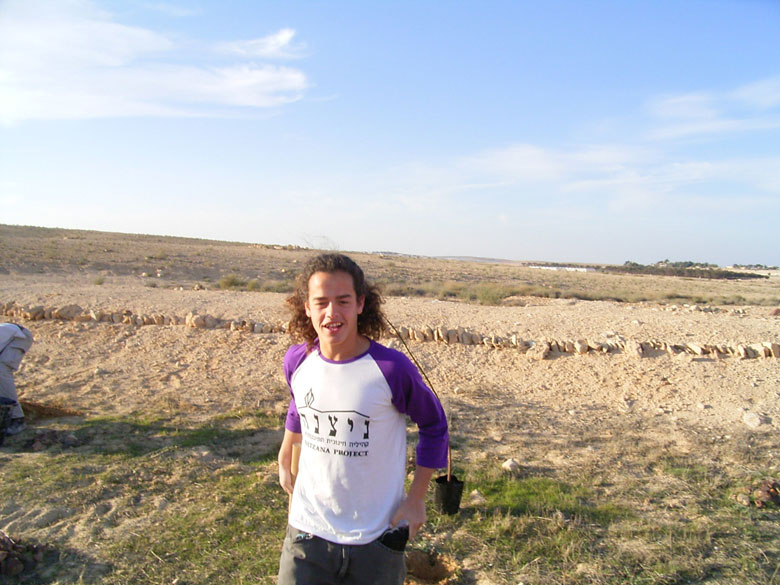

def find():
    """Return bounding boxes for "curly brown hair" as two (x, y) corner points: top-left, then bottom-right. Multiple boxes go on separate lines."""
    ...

(286, 253), (387, 346)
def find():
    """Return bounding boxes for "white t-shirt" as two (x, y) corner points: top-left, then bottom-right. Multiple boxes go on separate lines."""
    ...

(284, 339), (448, 545)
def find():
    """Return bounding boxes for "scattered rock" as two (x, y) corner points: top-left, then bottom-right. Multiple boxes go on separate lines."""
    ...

(24, 430), (83, 450)
(527, 341), (550, 361)
(733, 479), (780, 508)
(62, 433), (80, 447)
(501, 458), (521, 475)
(687, 343), (706, 356)
(52, 304), (83, 320)
(468, 489), (487, 506)
(625, 339), (644, 358)
(743, 411), (770, 429)
(0, 530), (48, 578)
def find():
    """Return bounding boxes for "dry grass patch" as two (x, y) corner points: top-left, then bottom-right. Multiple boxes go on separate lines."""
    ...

(1, 410), (779, 584)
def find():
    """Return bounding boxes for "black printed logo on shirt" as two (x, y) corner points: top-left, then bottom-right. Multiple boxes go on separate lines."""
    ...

(299, 388), (370, 458)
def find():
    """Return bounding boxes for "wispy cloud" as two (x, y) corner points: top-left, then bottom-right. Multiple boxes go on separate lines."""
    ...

(372, 119), (777, 223)
(216, 28), (307, 60)
(732, 76), (780, 110)
(645, 76), (780, 140)
(0, 0), (309, 124)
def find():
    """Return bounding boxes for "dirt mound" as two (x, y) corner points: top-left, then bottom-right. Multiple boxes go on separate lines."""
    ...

(0, 530), (48, 578)
(406, 549), (458, 585)
(19, 400), (83, 421)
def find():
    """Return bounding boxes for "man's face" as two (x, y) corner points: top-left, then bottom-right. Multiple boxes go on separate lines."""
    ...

(305, 270), (365, 354)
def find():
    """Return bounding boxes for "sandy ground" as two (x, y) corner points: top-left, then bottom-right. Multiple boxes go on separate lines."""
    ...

(1, 271), (779, 583)
(3, 272), (778, 441)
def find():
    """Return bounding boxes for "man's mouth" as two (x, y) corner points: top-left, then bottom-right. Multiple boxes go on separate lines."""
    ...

(324, 322), (343, 332)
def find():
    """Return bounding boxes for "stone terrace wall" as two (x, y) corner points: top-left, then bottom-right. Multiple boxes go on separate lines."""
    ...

(3, 300), (778, 361)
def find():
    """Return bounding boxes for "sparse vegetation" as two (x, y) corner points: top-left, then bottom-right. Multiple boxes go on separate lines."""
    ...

(378, 277), (780, 307)
(219, 274), (247, 290)
(608, 260), (769, 280)
(2, 226), (779, 584)
(257, 279), (294, 294)
(1, 412), (777, 584)
(3, 225), (779, 306)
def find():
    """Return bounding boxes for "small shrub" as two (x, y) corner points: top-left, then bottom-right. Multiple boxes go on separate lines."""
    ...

(721, 295), (747, 305)
(219, 274), (246, 290)
(474, 284), (516, 305)
(261, 280), (294, 294)
(93, 276), (105, 285)
(247, 279), (261, 292)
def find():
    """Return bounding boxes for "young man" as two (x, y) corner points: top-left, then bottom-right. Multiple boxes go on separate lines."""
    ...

(277, 253), (448, 585)
(0, 322), (34, 436)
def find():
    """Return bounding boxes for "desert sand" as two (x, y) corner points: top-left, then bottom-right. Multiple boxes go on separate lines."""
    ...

(3, 271), (778, 432)
(1, 227), (779, 584)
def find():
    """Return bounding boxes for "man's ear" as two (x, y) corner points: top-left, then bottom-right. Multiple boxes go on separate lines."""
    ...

(357, 296), (365, 314)
(304, 301), (311, 318)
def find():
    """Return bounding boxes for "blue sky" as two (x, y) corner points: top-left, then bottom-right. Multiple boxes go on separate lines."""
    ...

(1, 0), (779, 266)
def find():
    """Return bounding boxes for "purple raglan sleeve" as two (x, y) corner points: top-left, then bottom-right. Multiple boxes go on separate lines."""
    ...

(283, 343), (309, 433)
(371, 343), (449, 469)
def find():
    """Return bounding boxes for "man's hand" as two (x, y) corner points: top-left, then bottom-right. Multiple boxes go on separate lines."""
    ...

(279, 464), (295, 495)
(278, 429), (302, 495)
(390, 465), (435, 540)
(390, 494), (426, 540)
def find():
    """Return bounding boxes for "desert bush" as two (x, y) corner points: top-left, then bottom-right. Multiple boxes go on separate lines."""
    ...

(260, 280), (294, 293)
(93, 276), (105, 285)
(219, 274), (246, 290)
(719, 295), (748, 305)
(473, 284), (516, 305)
(377, 281), (441, 298)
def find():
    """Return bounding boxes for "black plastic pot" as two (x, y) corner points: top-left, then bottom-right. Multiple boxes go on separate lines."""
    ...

(434, 474), (464, 515)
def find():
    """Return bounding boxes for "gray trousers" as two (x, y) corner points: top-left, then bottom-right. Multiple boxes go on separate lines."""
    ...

(278, 525), (406, 585)
(0, 325), (34, 419)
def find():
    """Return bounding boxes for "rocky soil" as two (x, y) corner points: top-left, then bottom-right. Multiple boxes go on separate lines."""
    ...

(0, 227), (779, 583)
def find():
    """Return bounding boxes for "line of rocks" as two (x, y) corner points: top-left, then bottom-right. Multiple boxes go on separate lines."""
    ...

(391, 324), (780, 360)
(1, 301), (286, 334)
(3, 301), (778, 360)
